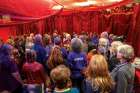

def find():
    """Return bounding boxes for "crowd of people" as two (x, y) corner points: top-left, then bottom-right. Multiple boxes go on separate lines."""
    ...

(0, 31), (139, 93)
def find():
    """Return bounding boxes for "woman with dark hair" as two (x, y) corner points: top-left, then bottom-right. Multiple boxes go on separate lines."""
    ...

(53, 36), (68, 60)
(47, 46), (65, 74)
(87, 43), (98, 63)
(82, 54), (114, 93)
(67, 38), (87, 92)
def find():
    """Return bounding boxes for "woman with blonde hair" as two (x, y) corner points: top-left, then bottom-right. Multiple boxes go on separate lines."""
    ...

(108, 41), (123, 71)
(82, 54), (114, 93)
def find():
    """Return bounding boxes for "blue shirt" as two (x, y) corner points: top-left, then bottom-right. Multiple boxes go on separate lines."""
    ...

(67, 51), (87, 79)
(45, 44), (53, 61)
(0, 52), (21, 92)
(82, 80), (100, 93)
(82, 79), (114, 93)
(33, 44), (46, 63)
(61, 47), (68, 59)
(91, 36), (99, 46)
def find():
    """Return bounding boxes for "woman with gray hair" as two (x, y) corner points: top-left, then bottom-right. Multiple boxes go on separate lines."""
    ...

(108, 41), (123, 71)
(67, 38), (87, 93)
(111, 44), (135, 93)
(98, 38), (110, 60)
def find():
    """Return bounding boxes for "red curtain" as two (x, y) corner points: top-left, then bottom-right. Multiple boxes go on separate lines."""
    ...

(0, 0), (60, 17)
(0, 0), (62, 26)
(53, 10), (133, 36)
(0, 27), (16, 41)
(132, 4), (140, 57)
(0, 2), (140, 56)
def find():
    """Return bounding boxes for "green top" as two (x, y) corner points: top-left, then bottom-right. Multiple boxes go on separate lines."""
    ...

(53, 88), (79, 93)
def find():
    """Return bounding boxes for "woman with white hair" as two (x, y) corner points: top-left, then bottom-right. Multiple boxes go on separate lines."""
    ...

(111, 44), (135, 93)
(98, 38), (110, 60)
(109, 41), (123, 71)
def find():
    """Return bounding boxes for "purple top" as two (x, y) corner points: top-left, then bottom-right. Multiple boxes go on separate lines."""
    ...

(0, 45), (21, 92)
(67, 51), (87, 79)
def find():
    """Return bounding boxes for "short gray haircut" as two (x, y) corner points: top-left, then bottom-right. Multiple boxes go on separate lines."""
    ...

(71, 38), (83, 52)
(117, 44), (134, 59)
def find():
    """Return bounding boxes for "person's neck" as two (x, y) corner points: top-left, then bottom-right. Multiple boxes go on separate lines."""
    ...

(120, 58), (126, 64)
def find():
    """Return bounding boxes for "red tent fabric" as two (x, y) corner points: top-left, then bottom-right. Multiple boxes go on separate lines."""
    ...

(0, 0), (139, 56)
(0, 0), (63, 41)
(132, 4), (140, 57)
(0, 0), (62, 25)
(0, 0), (132, 21)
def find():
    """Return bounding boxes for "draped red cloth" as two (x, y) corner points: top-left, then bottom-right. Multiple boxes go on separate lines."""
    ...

(0, 0), (140, 56)
(54, 10), (134, 36)
(0, 0), (61, 19)
(0, 0), (62, 27)
(132, 4), (140, 57)
(0, 27), (16, 41)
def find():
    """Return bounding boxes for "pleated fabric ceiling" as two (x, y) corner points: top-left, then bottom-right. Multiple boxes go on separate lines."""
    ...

(0, 0), (63, 25)
(0, 0), (133, 26)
